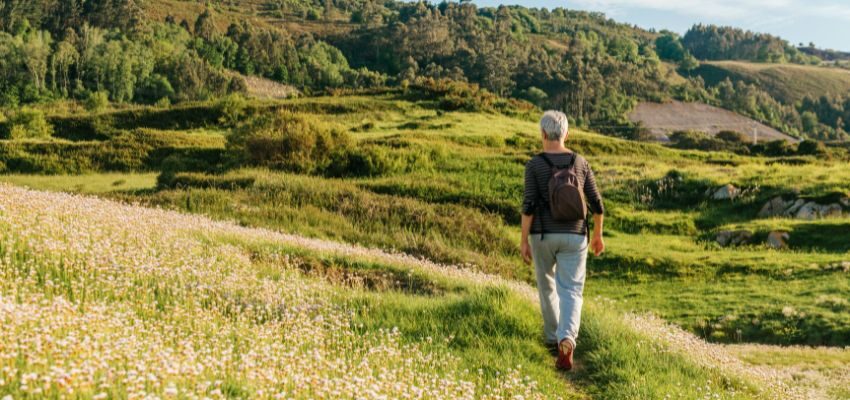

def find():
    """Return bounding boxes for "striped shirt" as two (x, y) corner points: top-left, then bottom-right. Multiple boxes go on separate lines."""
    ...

(522, 152), (605, 235)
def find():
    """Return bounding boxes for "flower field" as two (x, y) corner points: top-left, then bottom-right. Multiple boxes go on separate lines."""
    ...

(0, 185), (547, 399)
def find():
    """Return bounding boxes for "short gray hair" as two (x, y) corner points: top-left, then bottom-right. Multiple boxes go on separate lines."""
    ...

(540, 110), (569, 141)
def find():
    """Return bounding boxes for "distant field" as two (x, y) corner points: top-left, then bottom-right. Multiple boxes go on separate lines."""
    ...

(695, 61), (850, 103)
(629, 101), (797, 142)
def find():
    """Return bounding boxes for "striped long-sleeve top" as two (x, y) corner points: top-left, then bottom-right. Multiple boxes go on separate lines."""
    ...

(521, 152), (605, 235)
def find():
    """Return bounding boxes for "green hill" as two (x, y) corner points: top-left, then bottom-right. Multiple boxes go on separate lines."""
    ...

(694, 61), (850, 104)
(2, 91), (849, 397)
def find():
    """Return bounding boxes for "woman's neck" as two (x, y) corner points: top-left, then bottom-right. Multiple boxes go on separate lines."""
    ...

(542, 141), (569, 153)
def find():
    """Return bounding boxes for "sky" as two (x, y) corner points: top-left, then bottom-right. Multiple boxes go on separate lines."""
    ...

(473, 0), (850, 52)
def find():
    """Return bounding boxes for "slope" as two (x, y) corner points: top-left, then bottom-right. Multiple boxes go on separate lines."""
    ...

(0, 184), (805, 399)
(629, 100), (798, 142)
(694, 61), (850, 104)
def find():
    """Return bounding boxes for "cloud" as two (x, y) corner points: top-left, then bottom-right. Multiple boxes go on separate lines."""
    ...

(569, 0), (827, 20)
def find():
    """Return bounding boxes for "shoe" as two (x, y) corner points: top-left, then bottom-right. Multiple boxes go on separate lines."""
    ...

(556, 338), (574, 371)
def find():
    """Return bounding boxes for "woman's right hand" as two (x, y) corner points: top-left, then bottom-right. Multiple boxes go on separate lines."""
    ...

(521, 240), (533, 265)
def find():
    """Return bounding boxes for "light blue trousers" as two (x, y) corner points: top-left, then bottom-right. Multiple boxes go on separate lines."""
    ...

(530, 233), (588, 347)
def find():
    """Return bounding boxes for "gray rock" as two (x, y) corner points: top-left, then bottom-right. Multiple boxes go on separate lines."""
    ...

(766, 231), (790, 249)
(795, 202), (819, 220)
(785, 198), (806, 216)
(716, 230), (753, 247)
(822, 203), (843, 218)
(712, 184), (740, 201)
(758, 196), (789, 218)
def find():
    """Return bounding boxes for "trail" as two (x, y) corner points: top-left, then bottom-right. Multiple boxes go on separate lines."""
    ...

(1, 185), (842, 399)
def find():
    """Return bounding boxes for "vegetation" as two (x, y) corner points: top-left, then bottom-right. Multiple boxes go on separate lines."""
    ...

(3, 0), (849, 142)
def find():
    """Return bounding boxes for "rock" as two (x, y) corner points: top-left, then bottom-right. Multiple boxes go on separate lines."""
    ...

(716, 230), (753, 247)
(795, 202), (819, 220)
(821, 203), (843, 218)
(758, 196), (789, 218)
(785, 198), (806, 216)
(712, 184), (740, 201)
(841, 197), (850, 208)
(766, 231), (790, 249)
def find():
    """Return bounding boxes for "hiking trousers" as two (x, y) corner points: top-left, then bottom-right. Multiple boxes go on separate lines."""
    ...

(530, 233), (588, 348)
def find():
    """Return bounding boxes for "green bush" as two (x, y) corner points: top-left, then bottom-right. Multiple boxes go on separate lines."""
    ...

(2, 108), (54, 139)
(157, 171), (255, 190)
(797, 140), (827, 156)
(227, 111), (350, 173)
(84, 91), (110, 113)
(326, 146), (398, 177)
(217, 93), (248, 127)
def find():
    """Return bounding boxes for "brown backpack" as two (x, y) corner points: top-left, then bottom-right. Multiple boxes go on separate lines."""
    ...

(539, 153), (587, 222)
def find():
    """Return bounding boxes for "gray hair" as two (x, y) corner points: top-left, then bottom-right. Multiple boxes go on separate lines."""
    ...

(540, 110), (569, 141)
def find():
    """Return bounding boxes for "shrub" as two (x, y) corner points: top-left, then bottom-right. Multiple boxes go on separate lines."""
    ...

(227, 111), (350, 173)
(157, 171), (255, 190)
(797, 140), (827, 156)
(217, 93), (248, 127)
(135, 74), (176, 105)
(762, 140), (798, 157)
(2, 108), (54, 139)
(716, 130), (748, 143)
(84, 91), (110, 113)
(326, 146), (398, 177)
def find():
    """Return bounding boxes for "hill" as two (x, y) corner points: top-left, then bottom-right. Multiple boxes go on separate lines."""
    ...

(629, 101), (798, 142)
(694, 61), (850, 104)
(0, 184), (821, 399)
(2, 90), (850, 398)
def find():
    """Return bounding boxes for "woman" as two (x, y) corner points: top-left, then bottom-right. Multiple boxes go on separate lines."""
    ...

(519, 110), (605, 371)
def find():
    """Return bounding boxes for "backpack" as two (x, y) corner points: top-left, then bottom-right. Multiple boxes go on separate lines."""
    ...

(539, 153), (587, 222)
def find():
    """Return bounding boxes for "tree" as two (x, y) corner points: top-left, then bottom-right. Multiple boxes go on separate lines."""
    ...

(21, 30), (51, 92)
(194, 9), (216, 41)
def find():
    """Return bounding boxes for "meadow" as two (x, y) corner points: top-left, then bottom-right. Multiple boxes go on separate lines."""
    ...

(1, 90), (849, 398)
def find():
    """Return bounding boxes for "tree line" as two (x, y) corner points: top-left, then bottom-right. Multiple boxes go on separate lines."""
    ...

(1, 0), (846, 141)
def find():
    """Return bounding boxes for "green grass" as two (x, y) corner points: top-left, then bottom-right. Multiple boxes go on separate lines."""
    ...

(0, 173), (157, 193)
(696, 61), (850, 104)
(3, 94), (850, 351)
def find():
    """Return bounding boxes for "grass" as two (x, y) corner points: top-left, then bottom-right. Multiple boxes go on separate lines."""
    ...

(0, 172), (157, 193)
(4, 94), (848, 348)
(0, 185), (776, 399)
(2, 92), (850, 397)
(697, 61), (850, 103)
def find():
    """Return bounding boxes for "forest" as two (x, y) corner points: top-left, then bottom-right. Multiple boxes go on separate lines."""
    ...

(0, 0), (849, 141)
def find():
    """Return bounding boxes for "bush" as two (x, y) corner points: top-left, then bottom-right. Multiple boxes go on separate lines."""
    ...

(84, 91), (110, 113)
(227, 111), (350, 173)
(135, 74), (176, 105)
(326, 146), (398, 177)
(2, 108), (54, 139)
(762, 140), (798, 157)
(157, 171), (255, 190)
(716, 130), (748, 143)
(217, 93), (248, 127)
(797, 140), (827, 156)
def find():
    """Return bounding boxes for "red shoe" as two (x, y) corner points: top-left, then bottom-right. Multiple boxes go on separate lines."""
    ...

(556, 339), (574, 371)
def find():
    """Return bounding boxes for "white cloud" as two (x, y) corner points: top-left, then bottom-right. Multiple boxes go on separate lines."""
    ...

(569, 0), (848, 21)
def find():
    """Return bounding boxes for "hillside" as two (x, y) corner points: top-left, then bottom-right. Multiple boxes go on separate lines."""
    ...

(0, 184), (828, 399)
(629, 101), (797, 142)
(694, 61), (850, 104)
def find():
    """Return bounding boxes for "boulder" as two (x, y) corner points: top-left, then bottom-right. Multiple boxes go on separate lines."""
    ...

(712, 184), (740, 201)
(821, 203), (843, 218)
(716, 230), (753, 247)
(785, 199), (806, 216)
(758, 196), (789, 218)
(766, 231), (790, 249)
(795, 202), (819, 220)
